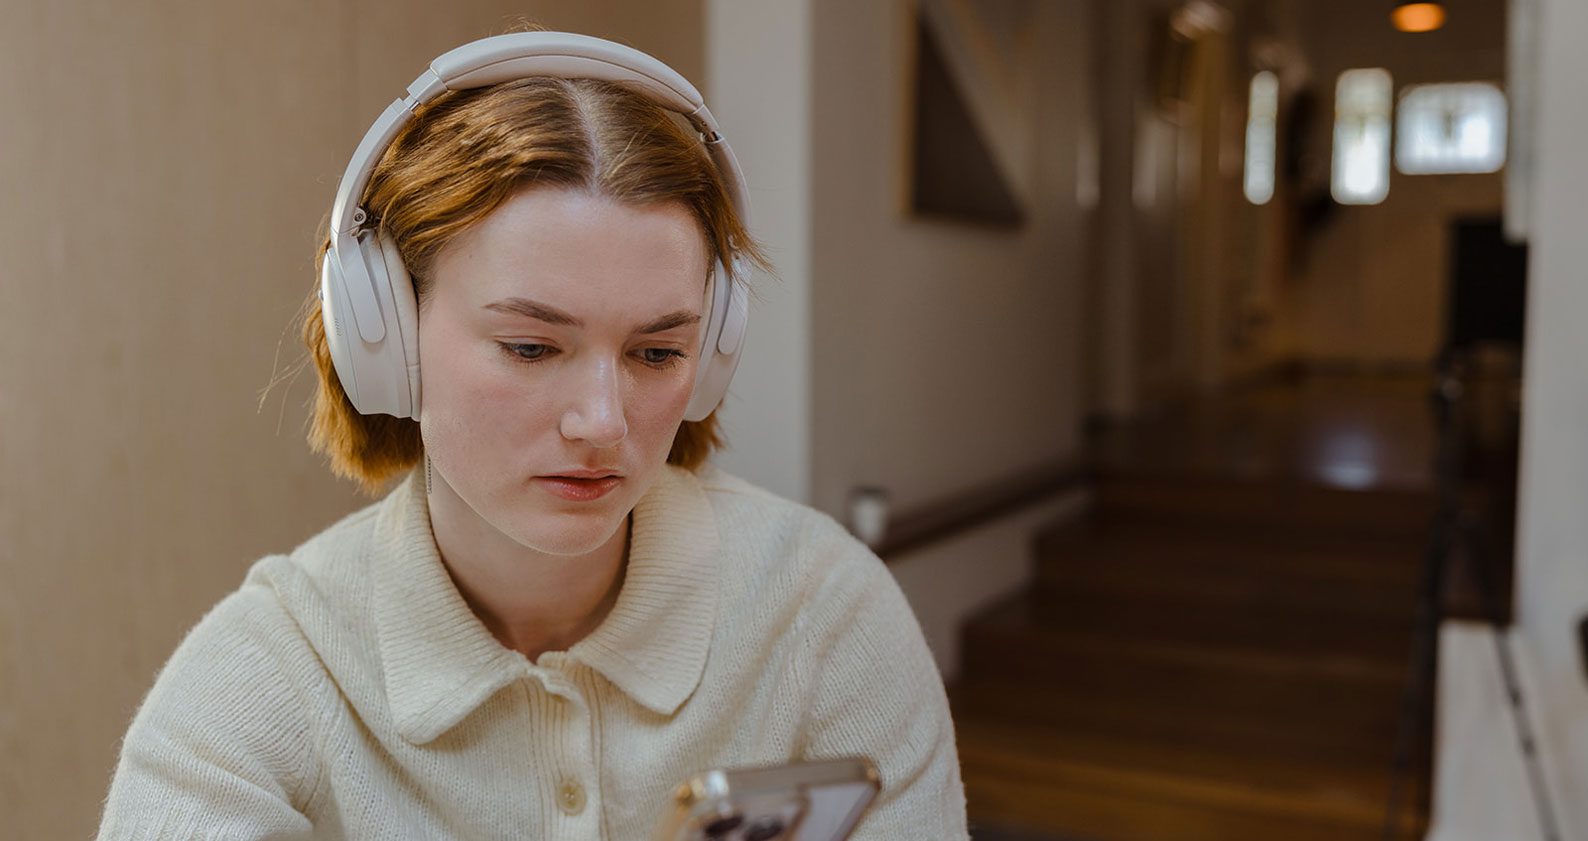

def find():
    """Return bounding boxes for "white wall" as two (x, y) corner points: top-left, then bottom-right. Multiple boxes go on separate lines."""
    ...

(799, 0), (1094, 674)
(807, 0), (1092, 518)
(0, 4), (703, 838)
(704, 0), (814, 503)
(1512, 0), (1588, 833)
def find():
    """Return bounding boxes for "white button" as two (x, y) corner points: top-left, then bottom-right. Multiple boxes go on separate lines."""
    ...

(557, 778), (586, 816)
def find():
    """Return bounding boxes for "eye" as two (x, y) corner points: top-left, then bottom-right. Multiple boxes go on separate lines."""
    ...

(497, 342), (687, 370)
(499, 342), (554, 363)
(639, 348), (689, 369)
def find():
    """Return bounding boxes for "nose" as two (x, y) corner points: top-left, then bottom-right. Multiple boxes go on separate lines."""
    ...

(559, 355), (628, 448)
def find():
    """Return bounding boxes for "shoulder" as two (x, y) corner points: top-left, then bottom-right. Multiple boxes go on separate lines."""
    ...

(139, 482), (394, 712)
(689, 463), (900, 622)
(277, 492), (387, 584)
(156, 565), (329, 713)
(98, 572), (333, 835)
(169, 490), (395, 724)
(239, 489), (390, 647)
(693, 463), (879, 574)
(118, 567), (329, 804)
(693, 461), (804, 517)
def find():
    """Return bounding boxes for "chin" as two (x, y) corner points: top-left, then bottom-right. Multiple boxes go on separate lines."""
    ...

(506, 508), (627, 557)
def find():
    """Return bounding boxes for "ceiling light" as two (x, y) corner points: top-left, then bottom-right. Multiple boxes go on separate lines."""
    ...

(1393, 2), (1446, 33)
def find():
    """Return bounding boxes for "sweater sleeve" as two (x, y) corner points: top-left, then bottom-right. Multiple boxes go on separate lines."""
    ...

(95, 580), (323, 841)
(794, 519), (971, 840)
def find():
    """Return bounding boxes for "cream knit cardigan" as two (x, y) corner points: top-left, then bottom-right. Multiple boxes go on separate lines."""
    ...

(95, 462), (970, 839)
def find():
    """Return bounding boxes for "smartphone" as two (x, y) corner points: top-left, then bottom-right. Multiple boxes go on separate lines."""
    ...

(651, 756), (880, 841)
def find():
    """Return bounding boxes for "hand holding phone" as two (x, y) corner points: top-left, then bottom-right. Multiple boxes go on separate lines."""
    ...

(652, 757), (880, 841)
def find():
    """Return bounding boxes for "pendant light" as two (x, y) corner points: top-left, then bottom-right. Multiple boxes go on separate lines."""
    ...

(1392, 2), (1447, 33)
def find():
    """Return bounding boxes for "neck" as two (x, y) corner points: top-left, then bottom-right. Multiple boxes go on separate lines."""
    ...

(426, 473), (631, 662)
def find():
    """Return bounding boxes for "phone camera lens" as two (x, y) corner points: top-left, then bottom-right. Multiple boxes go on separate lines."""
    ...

(743, 816), (786, 841)
(702, 813), (744, 837)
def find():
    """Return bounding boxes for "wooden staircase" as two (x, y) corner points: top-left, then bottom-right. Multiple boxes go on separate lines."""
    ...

(952, 469), (1437, 841)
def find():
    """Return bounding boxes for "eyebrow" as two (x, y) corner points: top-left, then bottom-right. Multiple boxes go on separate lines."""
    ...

(483, 297), (701, 335)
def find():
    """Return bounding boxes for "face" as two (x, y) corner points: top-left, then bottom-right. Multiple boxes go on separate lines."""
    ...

(418, 187), (710, 557)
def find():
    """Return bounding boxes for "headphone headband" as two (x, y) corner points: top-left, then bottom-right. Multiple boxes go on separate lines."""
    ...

(320, 32), (753, 425)
(328, 32), (751, 346)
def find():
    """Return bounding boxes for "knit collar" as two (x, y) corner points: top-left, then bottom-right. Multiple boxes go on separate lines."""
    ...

(370, 463), (720, 745)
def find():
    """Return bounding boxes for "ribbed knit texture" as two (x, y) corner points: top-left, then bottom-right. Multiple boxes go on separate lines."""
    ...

(95, 463), (969, 839)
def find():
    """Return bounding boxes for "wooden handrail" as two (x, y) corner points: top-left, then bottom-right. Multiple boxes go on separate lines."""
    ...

(873, 457), (1087, 562)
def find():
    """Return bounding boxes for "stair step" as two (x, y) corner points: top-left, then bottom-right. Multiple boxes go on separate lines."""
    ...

(1037, 515), (1427, 576)
(955, 621), (1405, 742)
(966, 588), (1414, 680)
(957, 717), (1422, 841)
(1037, 530), (1418, 597)
(950, 674), (1400, 770)
(1090, 474), (1436, 541)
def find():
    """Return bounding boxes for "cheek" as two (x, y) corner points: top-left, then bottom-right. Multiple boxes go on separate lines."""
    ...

(420, 326), (546, 435)
(635, 366), (698, 425)
(611, 372), (694, 455)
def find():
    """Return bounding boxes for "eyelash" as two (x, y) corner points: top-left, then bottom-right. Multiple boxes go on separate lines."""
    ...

(496, 343), (690, 371)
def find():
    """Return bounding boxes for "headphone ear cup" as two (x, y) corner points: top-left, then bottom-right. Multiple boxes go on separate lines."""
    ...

(318, 232), (419, 419)
(319, 249), (361, 410)
(684, 262), (749, 422)
(377, 231), (422, 419)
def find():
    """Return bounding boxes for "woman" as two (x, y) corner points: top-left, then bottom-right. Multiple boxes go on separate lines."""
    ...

(96, 31), (968, 840)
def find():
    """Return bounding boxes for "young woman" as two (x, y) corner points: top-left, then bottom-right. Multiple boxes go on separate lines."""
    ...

(95, 32), (968, 840)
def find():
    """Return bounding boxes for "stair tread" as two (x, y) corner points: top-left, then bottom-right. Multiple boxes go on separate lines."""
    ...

(950, 675), (1400, 771)
(957, 716), (1397, 823)
(1038, 516), (1429, 568)
(965, 585), (1416, 672)
(1086, 475), (1437, 542)
(956, 712), (1421, 841)
(1028, 522), (1424, 619)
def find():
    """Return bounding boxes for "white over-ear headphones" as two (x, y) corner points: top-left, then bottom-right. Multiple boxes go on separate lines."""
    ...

(319, 32), (751, 423)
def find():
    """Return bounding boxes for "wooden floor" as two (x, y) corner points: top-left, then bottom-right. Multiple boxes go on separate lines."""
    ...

(953, 373), (1438, 841)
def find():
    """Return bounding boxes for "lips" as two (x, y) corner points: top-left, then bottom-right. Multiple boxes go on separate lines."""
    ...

(542, 469), (623, 480)
(534, 475), (622, 502)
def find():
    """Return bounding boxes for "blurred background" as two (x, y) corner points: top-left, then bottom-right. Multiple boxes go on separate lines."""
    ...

(2, 0), (1585, 839)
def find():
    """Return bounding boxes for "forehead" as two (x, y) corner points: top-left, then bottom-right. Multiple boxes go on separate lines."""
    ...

(432, 187), (710, 315)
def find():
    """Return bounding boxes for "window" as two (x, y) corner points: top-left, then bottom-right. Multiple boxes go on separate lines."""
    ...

(1244, 71), (1279, 205)
(1332, 68), (1393, 205)
(1396, 83), (1507, 174)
